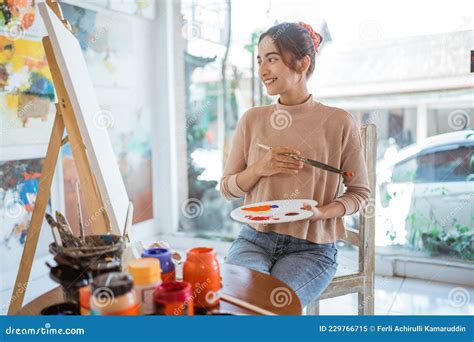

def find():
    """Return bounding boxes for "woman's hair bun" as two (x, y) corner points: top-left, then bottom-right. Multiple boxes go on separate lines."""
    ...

(299, 22), (323, 53)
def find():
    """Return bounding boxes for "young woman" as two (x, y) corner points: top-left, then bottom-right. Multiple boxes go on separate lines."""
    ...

(220, 22), (371, 308)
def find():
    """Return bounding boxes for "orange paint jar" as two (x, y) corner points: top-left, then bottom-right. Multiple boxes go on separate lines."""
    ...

(79, 285), (91, 315)
(183, 247), (221, 309)
(90, 272), (139, 316)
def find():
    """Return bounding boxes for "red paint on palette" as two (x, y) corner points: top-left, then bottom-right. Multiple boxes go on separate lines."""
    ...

(245, 215), (271, 221)
(285, 212), (299, 216)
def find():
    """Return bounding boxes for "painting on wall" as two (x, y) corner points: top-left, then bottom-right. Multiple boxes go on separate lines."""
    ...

(0, 36), (56, 146)
(0, 0), (46, 39)
(0, 158), (52, 290)
(61, 2), (132, 88)
(108, 0), (156, 20)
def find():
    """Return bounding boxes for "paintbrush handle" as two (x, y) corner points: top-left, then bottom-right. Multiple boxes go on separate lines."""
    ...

(284, 153), (354, 177)
(45, 213), (59, 228)
(220, 293), (276, 316)
(257, 143), (271, 151)
(259, 145), (354, 177)
(75, 182), (85, 243)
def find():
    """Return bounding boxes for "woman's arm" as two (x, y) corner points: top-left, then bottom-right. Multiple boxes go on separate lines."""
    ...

(304, 115), (371, 221)
(236, 146), (303, 192)
(220, 113), (303, 200)
(235, 162), (262, 192)
(303, 201), (346, 221)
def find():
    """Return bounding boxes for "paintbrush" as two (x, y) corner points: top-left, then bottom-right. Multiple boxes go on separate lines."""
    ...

(220, 293), (276, 315)
(46, 213), (77, 247)
(75, 182), (86, 244)
(55, 211), (83, 248)
(257, 143), (354, 177)
(45, 213), (63, 248)
(123, 201), (133, 243)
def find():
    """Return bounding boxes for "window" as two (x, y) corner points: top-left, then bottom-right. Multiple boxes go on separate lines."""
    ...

(416, 146), (473, 183)
(392, 145), (473, 183)
(427, 108), (474, 137)
(392, 158), (417, 183)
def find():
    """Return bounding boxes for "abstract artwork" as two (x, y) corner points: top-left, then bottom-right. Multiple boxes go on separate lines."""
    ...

(0, 36), (55, 146)
(0, 158), (52, 291)
(61, 2), (132, 88)
(108, 0), (156, 20)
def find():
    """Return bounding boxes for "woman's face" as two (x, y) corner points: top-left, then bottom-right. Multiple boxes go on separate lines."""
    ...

(257, 35), (303, 96)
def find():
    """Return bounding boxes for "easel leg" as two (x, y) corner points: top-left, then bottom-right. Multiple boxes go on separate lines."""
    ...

(8, 114), (65, 315)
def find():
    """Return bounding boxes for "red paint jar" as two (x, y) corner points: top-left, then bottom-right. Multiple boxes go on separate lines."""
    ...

(154, 281), (194, 315)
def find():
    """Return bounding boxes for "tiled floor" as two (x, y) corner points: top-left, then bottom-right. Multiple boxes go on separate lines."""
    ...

(314, 275), (474, 315)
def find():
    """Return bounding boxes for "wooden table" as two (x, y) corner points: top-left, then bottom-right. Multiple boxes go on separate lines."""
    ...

(15, 264), (302, 316)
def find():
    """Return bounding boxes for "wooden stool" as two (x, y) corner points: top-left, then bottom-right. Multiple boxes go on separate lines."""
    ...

(308, 124), (377, 315)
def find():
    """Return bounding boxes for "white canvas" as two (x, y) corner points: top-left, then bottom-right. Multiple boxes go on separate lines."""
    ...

(38, 3), (129, 235)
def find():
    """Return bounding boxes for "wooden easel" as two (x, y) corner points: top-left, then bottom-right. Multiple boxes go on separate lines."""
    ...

(8, 0), (128, 314)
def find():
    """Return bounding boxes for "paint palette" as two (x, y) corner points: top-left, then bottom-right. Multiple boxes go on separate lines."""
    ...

(230, 199), (318, 224)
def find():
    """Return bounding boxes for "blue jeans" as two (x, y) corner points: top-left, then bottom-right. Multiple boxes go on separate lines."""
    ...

(225, 224), (338, 308)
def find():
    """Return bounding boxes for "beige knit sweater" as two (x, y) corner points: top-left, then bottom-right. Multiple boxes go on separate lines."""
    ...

(220, 95), (371, 243)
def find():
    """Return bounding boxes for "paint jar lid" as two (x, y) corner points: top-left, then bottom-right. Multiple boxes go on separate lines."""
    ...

(186, 247), (216, 264)
(128, 258), (162, 285)
(154, 281), (192, 304)
(92, 272), (134, 297)
(142, 248), (175, 273)
(40, 302), (80, 315)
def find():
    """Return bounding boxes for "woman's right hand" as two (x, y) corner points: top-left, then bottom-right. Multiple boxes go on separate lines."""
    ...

(256, 146), (304, 177)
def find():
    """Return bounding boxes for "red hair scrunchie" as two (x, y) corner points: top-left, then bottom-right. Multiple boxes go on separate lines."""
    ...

(299, 21), (323, 53)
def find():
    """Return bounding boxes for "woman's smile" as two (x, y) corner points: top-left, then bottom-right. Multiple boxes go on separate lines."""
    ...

(263, 77), (278, 86)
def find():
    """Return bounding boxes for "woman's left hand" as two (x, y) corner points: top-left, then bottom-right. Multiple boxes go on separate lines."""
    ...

(302, 202), (325, 222)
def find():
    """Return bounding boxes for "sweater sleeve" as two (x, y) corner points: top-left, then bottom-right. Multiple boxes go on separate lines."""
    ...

(333, 116), (371, 216)
(220, 114), (248, 201)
